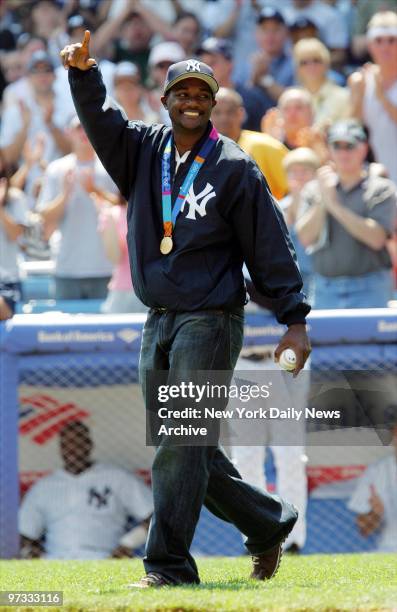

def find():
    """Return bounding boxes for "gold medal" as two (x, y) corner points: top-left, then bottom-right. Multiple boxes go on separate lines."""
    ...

(160, 236), (173, 255)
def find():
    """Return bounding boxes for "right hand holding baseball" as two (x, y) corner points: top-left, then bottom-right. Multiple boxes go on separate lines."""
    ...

(60, 30), (96, 71)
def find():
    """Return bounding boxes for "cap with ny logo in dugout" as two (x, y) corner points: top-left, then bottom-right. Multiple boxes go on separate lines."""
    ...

(163, 59), (219, 95)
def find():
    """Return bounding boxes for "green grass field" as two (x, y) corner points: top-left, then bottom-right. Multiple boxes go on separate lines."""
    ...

(1, 554), (396, 611)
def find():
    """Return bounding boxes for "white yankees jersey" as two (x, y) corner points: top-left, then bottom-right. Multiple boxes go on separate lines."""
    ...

(348, 454), (397, 552)
(19, 463), (153, 559)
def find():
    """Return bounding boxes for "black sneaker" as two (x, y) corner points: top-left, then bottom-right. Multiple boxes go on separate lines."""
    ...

(250, 541), (284, 580)
(127, 572), (171, 589)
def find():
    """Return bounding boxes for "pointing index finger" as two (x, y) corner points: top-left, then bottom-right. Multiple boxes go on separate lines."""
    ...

(82, 30), (90, 48)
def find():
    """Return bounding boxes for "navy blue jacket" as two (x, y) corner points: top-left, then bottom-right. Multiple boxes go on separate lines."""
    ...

(69, 66), (310, 325)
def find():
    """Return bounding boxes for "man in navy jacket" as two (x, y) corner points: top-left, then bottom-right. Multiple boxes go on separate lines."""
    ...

(61, 31), (311, 588)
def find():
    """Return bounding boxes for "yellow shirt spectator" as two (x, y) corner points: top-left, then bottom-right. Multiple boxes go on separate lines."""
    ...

(237, 129), (288, 200)
(210, 87), (288, 200)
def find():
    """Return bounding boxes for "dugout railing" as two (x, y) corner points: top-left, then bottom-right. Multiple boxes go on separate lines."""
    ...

(0, 309), (396, 558)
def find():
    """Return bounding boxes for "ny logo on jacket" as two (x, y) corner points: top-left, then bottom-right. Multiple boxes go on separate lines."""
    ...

(181, 182), (216, 220)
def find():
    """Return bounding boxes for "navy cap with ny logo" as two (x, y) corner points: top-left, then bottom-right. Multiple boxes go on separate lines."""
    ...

(163, 59), (219, 95)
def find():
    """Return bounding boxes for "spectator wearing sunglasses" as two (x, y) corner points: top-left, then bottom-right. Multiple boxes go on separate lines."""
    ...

(293, 38), (349, 130)
(352, 0), (397, 61)
(349, 11), (397, 184)
(146, 42), (186, 126)
(296, 120), (396, 309)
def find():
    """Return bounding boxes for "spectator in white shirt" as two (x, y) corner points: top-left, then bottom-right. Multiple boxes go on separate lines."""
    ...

(348, 11), (397, 185)
(113, 61), (159, 123)
(348, 423), (397, 553)
(37, 115), (115, 300)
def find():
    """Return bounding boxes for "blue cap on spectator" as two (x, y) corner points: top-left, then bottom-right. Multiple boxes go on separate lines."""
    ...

(257, 7), (286, 25)
(328, 120), (367, 145)
(27, 50), (55, 72)
(289, 17), (317, 31)
(163, 59), (219, 95)
(196, 37), (233, 61)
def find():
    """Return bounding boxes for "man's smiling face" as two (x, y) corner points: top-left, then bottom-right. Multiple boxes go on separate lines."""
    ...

(161, 78), (217, 131)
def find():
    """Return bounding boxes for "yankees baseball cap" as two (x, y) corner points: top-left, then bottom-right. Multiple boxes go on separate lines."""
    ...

(163, 59), (219, 95)
(328, 120), (367, 145)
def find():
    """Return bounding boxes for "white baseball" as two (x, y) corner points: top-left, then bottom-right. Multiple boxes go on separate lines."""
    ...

(278, 349), (297, 371)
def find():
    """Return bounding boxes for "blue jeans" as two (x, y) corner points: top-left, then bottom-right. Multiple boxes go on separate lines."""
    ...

(313, 269), (394, 309)
(139, 307), (298, 585)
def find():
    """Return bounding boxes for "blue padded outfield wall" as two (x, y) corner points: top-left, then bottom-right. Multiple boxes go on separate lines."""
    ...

(0, 309), (396, 558)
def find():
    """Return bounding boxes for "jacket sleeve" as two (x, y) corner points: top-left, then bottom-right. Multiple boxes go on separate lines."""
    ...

(231, 163), (311, 326)
(68, 66), (148, 201)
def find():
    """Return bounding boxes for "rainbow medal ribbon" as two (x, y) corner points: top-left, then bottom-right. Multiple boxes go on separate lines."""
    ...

(160, 126), (218, 255)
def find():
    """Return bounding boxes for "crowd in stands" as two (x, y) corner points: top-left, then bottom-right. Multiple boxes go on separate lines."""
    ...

(1, 0), (397, 318)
